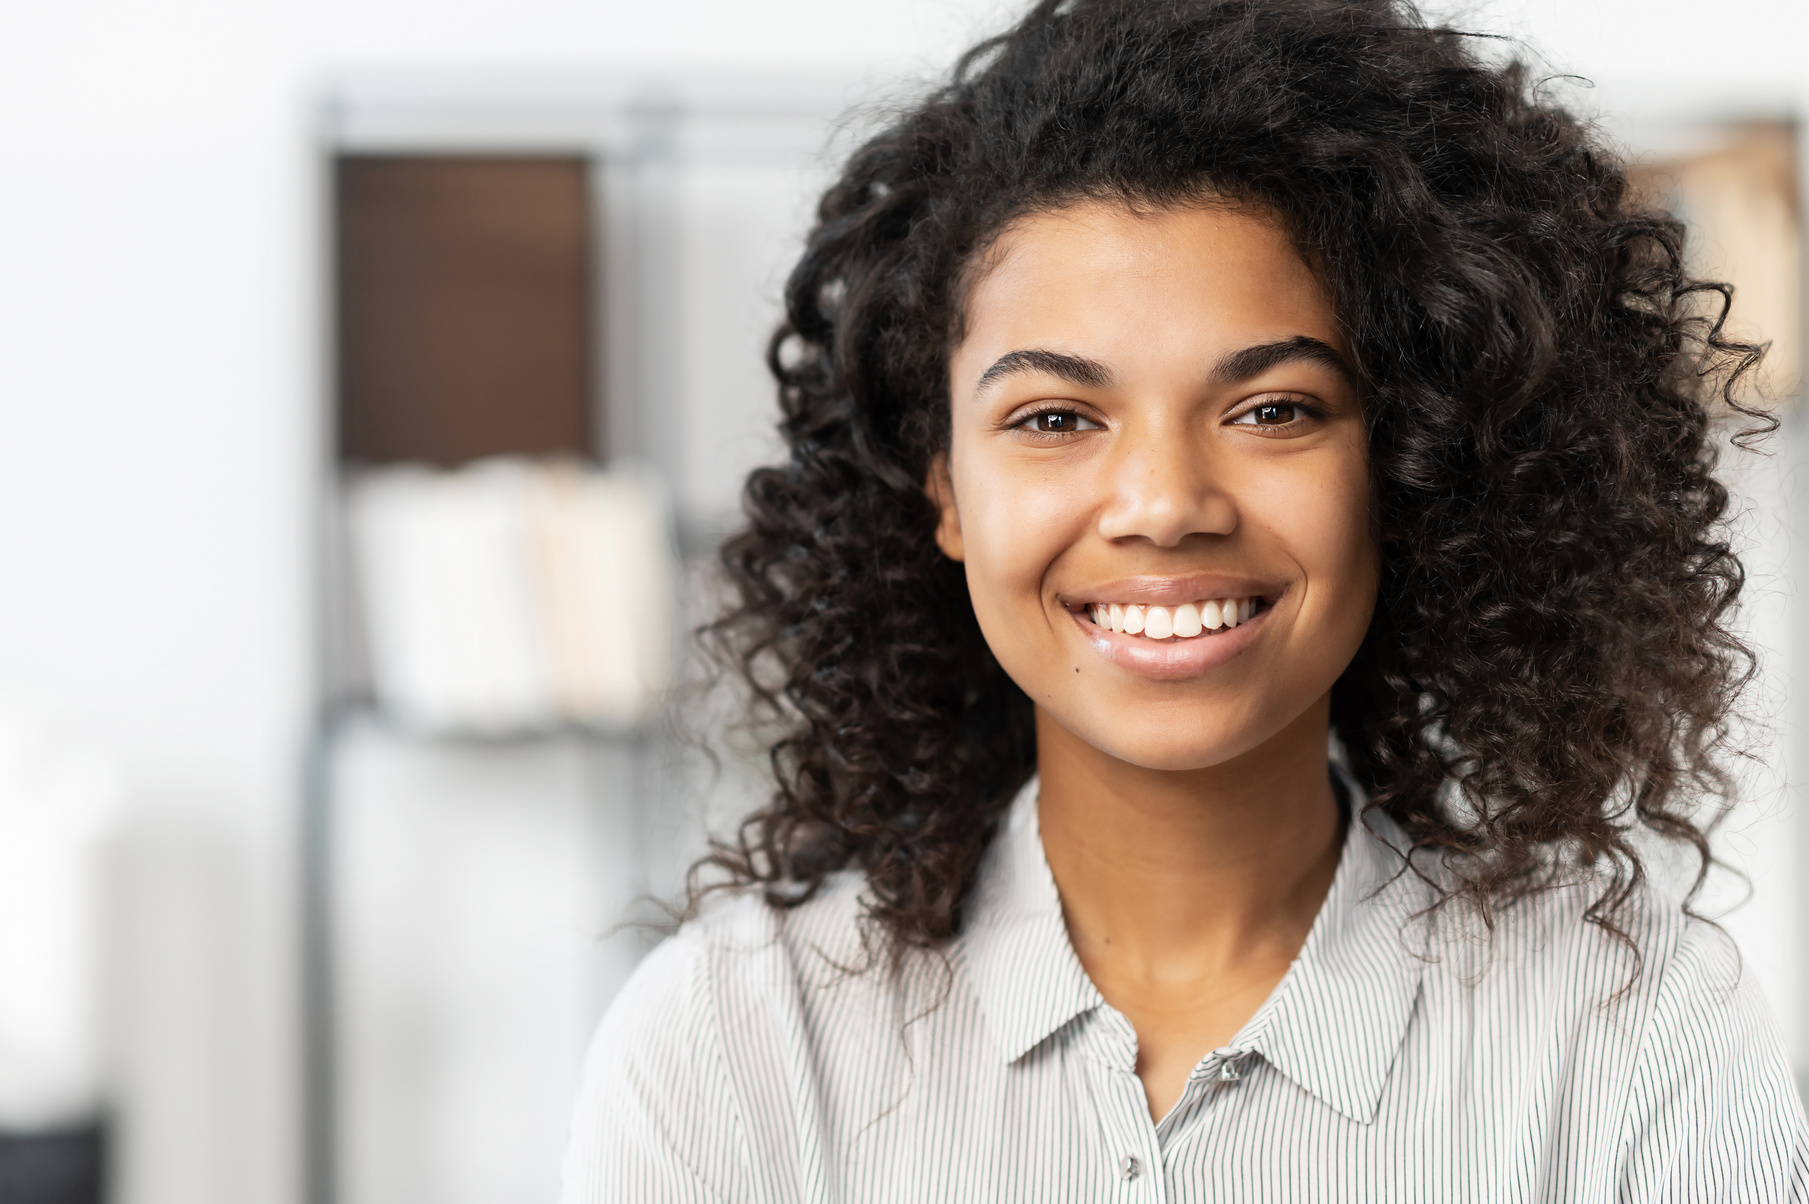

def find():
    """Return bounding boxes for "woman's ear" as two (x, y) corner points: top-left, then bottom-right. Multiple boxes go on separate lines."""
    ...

(926, 453), (965, 562)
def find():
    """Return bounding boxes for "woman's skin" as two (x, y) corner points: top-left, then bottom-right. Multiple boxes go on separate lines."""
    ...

(930, 201), (1379, 1120)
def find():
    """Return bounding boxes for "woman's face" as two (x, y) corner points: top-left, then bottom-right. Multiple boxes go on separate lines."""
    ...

(936, 201), (1377, 773)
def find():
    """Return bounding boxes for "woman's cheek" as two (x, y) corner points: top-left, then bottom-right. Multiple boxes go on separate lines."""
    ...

(958, 463), (1083, 643)
(1277, 454), (1376, 652)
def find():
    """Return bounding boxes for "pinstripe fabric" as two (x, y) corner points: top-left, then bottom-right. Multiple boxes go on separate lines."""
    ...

(562, 778), (1809, 1201)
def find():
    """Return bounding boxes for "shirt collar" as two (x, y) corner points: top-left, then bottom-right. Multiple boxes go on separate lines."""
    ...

(953, 778), (1105, 1064)
(1225, 771), (1431, 1123)
(955, 771), (1430, 1125)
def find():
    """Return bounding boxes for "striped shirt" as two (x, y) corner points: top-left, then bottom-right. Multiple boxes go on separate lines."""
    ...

(562, 778), (1809, 1201)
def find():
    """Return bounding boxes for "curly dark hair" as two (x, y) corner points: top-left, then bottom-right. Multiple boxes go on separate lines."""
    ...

(692, 0), (1766, 951)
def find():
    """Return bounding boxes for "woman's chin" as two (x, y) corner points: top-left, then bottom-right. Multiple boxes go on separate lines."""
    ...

(1041, 707), (1270, 775)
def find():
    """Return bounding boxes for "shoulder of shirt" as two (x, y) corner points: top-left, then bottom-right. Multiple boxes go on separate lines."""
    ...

(606, 870), (884, 1022)
(679, 869), (876, 960)
(1423, 865), (1742, 1011)
(571, 881), (880, 1183)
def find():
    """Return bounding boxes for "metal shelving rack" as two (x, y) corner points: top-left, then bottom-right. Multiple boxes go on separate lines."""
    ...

(303, 70), (862, 1204)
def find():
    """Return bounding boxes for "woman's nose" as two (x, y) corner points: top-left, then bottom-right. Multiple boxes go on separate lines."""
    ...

(1094, 428), (1237, 547)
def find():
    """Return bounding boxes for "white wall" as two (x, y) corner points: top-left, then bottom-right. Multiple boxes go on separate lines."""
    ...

(0, 2), (1803, 1202)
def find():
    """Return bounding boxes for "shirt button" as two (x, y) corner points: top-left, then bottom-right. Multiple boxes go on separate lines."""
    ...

(1119, 1154), (1142, 1180)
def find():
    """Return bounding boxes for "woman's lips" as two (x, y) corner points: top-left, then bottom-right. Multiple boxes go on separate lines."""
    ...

(1066, 573), (1271, 608)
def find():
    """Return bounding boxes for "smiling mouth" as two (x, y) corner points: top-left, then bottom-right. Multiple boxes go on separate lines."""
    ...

(1080, 596), (1265, 641)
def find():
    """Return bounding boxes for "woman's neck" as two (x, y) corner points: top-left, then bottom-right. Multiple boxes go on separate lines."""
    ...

(1034, 695), (1344, 1093)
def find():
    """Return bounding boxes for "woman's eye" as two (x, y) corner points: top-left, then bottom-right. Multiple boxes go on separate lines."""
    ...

(1019, 409), (1100, 434)
(1232, 401), (1307, 427)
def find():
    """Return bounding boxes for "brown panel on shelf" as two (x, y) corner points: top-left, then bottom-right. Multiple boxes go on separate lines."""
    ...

(337, 156), (594, 465)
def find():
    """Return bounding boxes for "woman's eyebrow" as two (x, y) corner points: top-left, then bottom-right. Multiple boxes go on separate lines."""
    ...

(973, 348), (1114, 396)
(972, 337), (1353, 397)
(1210, 335), (1355, 388)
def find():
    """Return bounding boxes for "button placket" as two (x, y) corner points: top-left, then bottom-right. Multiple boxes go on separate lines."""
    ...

(1099, 1071), (1163, 1199)
(1071, 1012), (1165, 1200)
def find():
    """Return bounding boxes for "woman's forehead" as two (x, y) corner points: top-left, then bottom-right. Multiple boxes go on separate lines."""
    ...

(955, 200), (1346, 380)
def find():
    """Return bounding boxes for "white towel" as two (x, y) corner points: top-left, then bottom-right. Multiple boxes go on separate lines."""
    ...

(347, 459), (674, 735)
(0, 699), (122, 1130)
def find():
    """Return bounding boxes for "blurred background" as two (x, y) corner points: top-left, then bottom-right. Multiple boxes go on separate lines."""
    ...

(0, 1), (1805, 1202)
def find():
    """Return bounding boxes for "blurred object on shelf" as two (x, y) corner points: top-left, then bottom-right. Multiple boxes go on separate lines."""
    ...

(1628, 121), (1802, 406)
(346, 458), (673, 734)
(0, 701), (121, 1204)
(0, 701), (122, 1132)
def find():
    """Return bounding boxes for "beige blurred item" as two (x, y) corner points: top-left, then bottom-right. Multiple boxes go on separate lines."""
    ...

(347, 458), (674, 734)
(1629, 122), (1802, 407)
(524, 461), (674, 726)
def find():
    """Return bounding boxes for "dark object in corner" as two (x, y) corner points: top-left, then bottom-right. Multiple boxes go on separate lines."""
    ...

(0, 1126), (105, 1204)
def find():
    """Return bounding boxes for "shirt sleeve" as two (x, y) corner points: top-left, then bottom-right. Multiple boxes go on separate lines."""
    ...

(1620, 921), (1809, 1202)
(560, 933), (748, 1204)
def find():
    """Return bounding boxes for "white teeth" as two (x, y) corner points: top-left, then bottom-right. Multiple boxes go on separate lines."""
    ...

(1088, 596), (1260, 639)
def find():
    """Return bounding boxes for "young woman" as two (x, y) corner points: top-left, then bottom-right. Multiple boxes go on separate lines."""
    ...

(564, 1), (1809, 1199)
